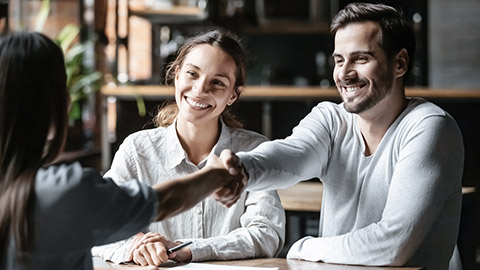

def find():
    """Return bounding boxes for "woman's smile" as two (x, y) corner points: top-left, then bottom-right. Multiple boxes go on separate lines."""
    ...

(185, 96), (210, 109)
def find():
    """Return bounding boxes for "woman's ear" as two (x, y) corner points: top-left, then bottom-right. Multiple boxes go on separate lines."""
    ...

(174, 65), (180, 87)
(394, 48), (409, 79)
(227, 86), (243, 106)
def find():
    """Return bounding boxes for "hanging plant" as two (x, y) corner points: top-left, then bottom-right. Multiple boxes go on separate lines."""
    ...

(56, 24), (102, 120)
(36, 0), (102, 121)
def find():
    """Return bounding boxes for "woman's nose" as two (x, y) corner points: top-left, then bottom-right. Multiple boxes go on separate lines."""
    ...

(192, 78), (207, 95)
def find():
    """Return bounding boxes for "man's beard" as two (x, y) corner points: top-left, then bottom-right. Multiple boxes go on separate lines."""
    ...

(341, 74), (394, 114)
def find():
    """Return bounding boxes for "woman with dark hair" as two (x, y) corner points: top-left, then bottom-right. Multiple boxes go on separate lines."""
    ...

(92, 30), (285, 266)
(0, 31), (241, 270)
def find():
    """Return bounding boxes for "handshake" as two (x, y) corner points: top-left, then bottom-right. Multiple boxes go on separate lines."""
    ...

(205, 149), (247, 208)
(153, 149), (247, 222)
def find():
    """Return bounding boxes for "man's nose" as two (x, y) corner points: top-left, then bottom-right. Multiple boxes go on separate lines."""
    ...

(337, 63), (356, 82)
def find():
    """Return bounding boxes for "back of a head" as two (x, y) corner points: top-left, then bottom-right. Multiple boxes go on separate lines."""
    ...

(0, 31), (69, 258)
(331, 3), (416, 81)
(0, 31), (68, 170)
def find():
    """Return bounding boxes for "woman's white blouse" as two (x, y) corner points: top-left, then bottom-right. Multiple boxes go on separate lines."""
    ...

(92, 120), (285, 263)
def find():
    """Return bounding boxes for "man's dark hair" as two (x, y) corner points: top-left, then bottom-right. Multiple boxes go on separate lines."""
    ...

(331, 3), (416, 81)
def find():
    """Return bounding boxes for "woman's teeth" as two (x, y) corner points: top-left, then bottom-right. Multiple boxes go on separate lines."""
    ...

(187, 98), (208, 108)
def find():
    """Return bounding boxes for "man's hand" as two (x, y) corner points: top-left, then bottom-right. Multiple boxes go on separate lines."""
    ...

(209, 149), (248, 207)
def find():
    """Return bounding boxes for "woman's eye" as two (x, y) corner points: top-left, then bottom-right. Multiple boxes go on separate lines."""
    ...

(186, 70), (198, 78)
(212, 80), (226, 87)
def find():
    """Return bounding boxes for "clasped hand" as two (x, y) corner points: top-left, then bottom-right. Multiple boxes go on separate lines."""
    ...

(127, 232), (192, 266)
(207, 149), (247, 207)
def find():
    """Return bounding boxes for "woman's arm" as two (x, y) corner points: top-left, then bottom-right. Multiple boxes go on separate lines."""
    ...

(152, 154), (246, 221)
(92, 154), (244, 263)
(189, 190), (286, 261)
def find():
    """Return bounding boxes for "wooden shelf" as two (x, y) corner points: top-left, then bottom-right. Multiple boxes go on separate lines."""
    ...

(242, 23), (331, 35)
(129, 6), (207, 24)
(101, 85), (480, 101)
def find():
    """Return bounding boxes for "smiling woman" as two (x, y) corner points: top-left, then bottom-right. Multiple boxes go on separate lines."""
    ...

(156, 29), (246, 130)
(92, 29), (285, 267)
(173, 44), (239, 141)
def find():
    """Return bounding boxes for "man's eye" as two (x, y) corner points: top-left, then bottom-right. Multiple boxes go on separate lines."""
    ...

(355, 56), (368, 63)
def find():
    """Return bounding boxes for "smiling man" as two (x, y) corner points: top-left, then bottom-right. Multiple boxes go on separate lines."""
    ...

(217, 3), (464, 270)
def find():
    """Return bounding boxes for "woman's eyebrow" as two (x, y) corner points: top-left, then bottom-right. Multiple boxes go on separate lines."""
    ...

(185, 63), (200, 70)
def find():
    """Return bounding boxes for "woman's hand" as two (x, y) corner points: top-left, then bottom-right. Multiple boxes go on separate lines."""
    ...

(137, 233), (193, 263)
(127, 232), (180, 266)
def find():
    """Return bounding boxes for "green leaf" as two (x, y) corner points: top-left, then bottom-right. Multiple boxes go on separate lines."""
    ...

(135, 94), (146, 117)
(34, 0), (104, 122)
(34, 0), (50, 32)
(125, 84), (146, 117)
(69, 101), (82, 120)
(65, 43), (85, 63)
(69, 72), (102, 95)
(56, 24), (80, 53)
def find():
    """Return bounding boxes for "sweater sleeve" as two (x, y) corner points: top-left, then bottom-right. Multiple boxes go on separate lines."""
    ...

(35, 163), (158, 254)
(92, 138), (147, 263)
(286, 114), (464, 266)
(239, 104), (333, 191)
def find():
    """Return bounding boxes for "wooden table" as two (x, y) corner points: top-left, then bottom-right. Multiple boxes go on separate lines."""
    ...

(93, 257), (423, 269)
(277, 182), (322, 255)
(278, 182), (323, 212)
(277, 182), (475, 212)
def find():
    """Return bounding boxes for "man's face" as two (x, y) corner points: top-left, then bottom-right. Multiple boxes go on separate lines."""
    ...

(332, 21), (395, 114)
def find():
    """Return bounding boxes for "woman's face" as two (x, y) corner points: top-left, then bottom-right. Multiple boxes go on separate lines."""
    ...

(174, 44), (238, 126)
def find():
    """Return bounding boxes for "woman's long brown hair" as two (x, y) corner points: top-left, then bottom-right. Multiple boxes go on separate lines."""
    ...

(0, 32), (68, 260)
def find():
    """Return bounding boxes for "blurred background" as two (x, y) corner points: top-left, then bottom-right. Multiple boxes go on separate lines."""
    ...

(1, 0), (479, 268)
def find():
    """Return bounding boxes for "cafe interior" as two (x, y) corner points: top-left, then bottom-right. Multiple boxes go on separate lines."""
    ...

(1, 0), (479, 269)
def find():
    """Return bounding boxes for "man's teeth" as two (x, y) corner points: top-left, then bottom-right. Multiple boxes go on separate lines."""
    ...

(346, 86), (360, 92)
(188, 98), (208, 108)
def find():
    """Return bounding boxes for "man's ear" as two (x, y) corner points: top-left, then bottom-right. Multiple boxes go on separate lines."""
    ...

(394, 48), (409, 79)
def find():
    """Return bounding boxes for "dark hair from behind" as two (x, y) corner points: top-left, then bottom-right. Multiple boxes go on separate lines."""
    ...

(155, 29), (246, 128)
(330, 2), (416, 82)
(0, 31), (68, 258)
